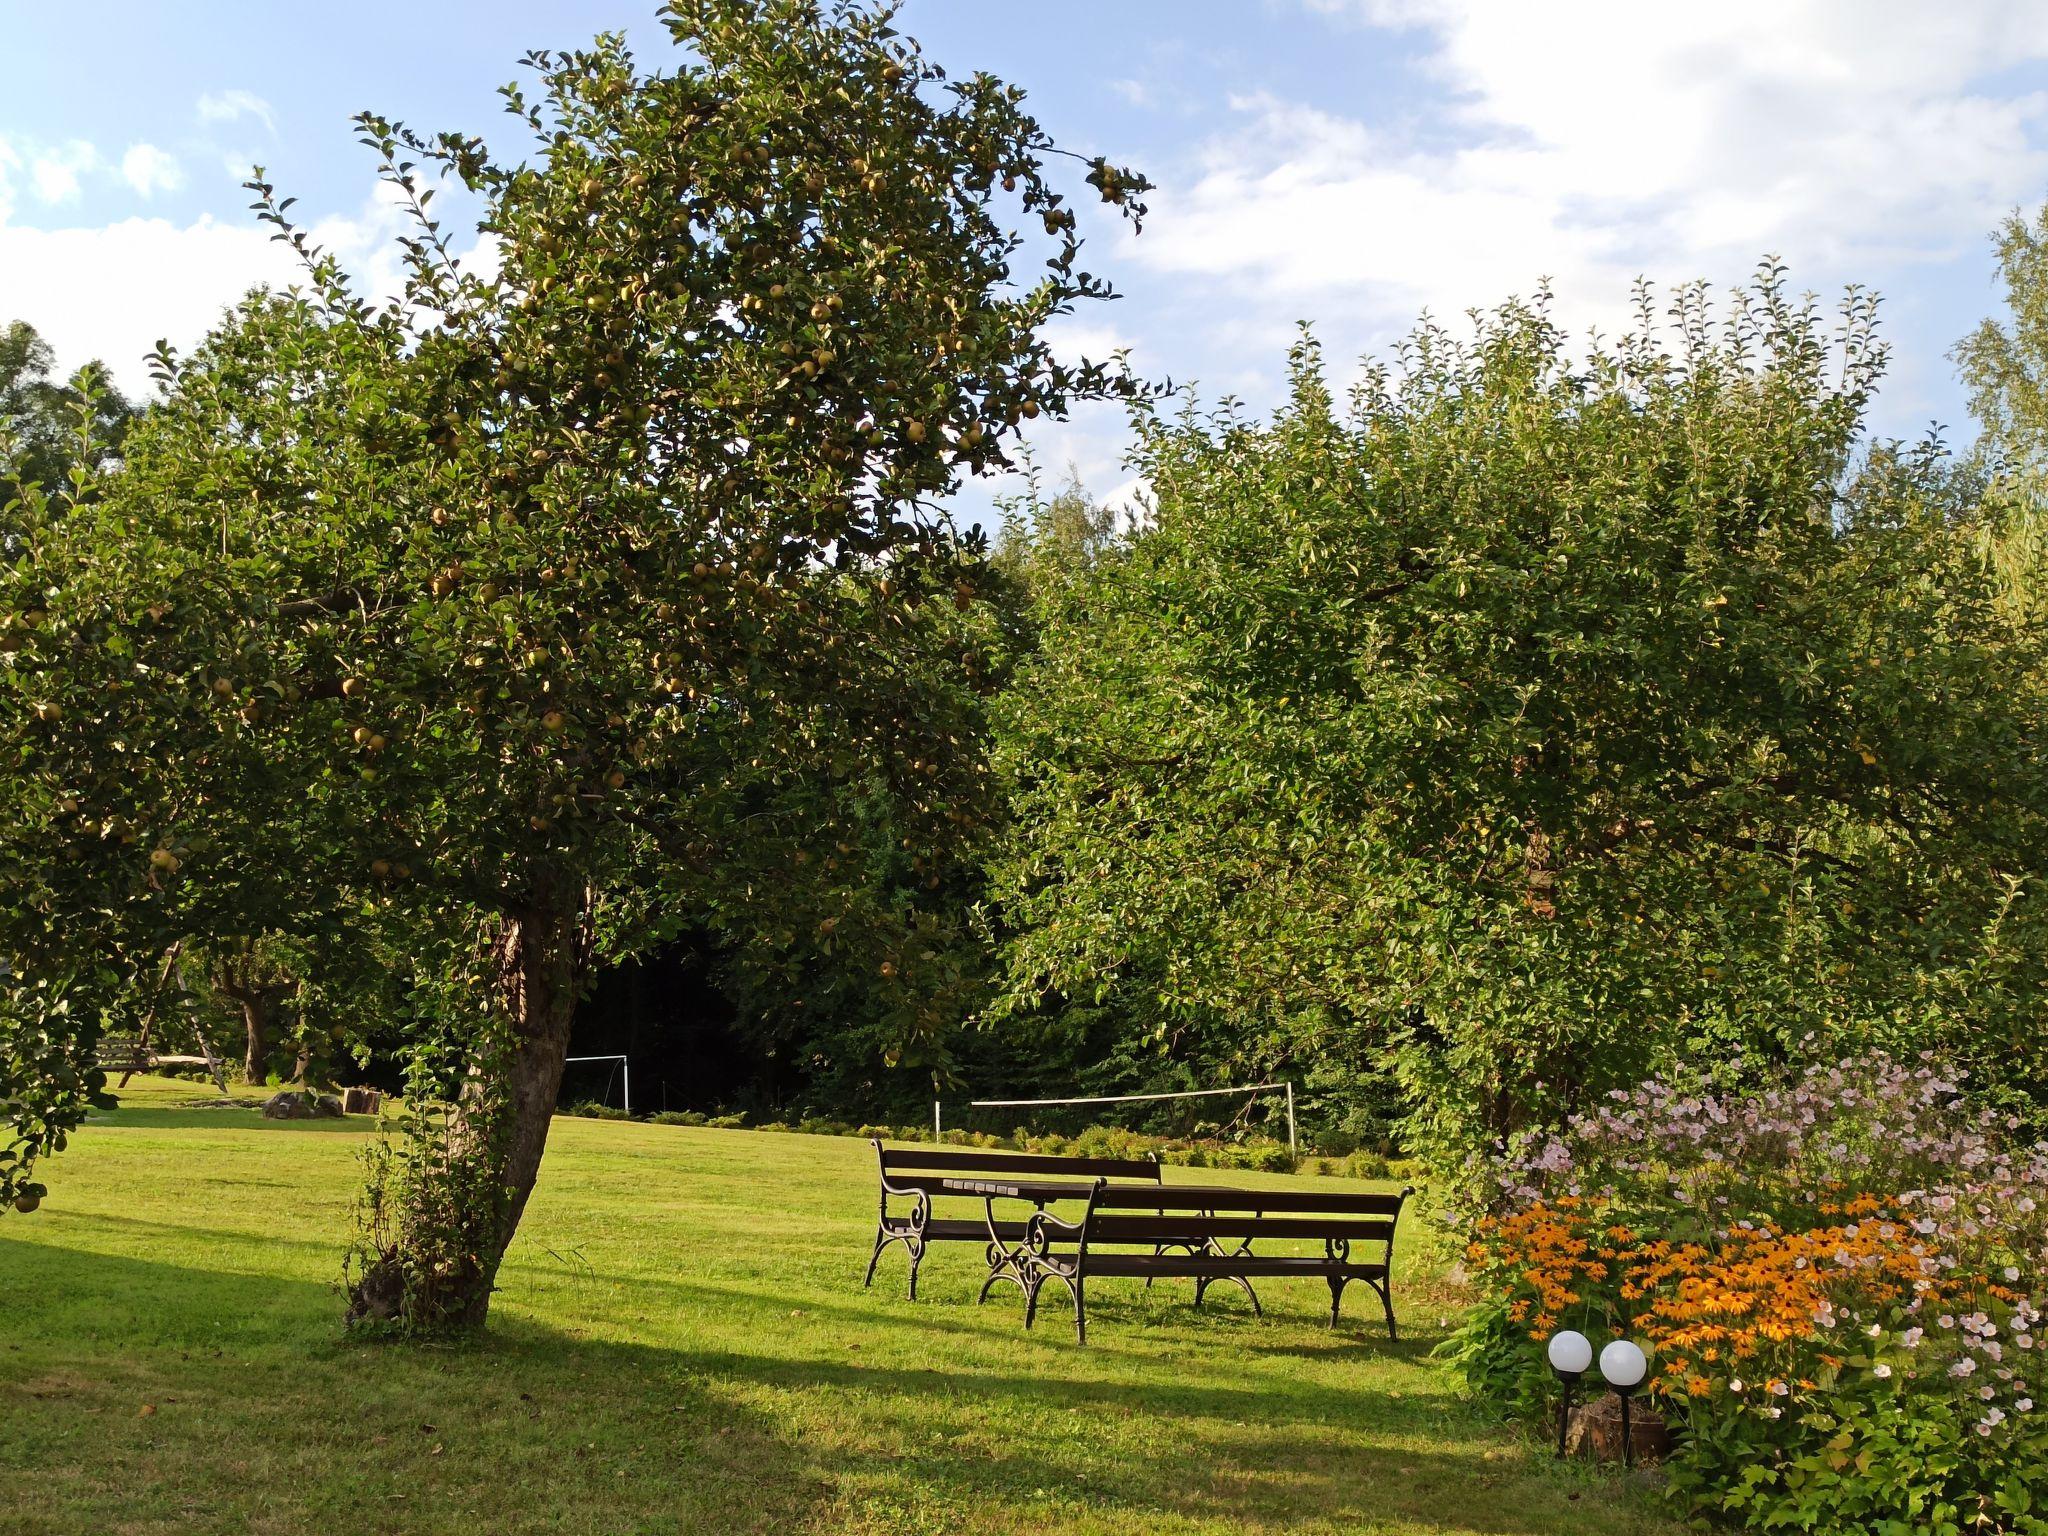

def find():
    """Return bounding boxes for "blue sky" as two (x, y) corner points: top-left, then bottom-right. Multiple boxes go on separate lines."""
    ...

(6, 1), (2048, 520)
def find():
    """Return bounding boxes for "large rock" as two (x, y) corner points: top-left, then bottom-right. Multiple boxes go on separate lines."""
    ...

(261, 1090), (346, 1120)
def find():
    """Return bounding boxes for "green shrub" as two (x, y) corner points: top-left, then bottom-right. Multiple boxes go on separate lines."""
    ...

(705, 1113), (746, 1130)
(564, 1101), (629, 1121)
(648, 1110), (705, 1127)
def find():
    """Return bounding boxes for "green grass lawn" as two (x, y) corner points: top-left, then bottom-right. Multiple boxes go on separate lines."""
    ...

(0, 1077), (1679, 1536)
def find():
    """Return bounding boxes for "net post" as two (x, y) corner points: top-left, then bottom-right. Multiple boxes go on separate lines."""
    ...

(623, 1057), (632, 1117)
(933, 1098), (942, 1140)
(1285, 1081), (1296, 1153)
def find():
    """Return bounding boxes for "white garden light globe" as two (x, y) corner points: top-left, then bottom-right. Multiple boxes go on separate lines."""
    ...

(1600, 1338), (1648, 1389)
(1546, 1329), (1593, 1376)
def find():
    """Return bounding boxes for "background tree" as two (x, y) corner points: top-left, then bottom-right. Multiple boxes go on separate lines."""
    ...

(0, 0), (1149, 1327)
(0, 319), (135, 505)
(202, 936), (301, 1084)
(991, 276), (2048, 1167)
(1956, 196), (2048, 624)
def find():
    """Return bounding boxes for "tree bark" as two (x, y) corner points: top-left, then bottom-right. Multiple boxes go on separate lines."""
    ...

(450, 888), (591, 1327)
(239, 996), (270, 1084)
(212, 956), (286, 1084)
(489, 894), (587, 1251)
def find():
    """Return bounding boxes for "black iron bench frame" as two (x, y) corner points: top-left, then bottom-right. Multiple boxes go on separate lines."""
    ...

(1020, 1178), (1413, 1344)
(862, 1140), (1161, 1300)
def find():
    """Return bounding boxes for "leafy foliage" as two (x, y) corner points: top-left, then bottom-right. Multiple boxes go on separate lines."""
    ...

(990, 273), (2048, 1166)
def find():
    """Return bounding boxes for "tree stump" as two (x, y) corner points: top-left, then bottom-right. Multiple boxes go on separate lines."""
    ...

(341, 1087), (384, 1116)
(1566, 1393), (1669, 1466)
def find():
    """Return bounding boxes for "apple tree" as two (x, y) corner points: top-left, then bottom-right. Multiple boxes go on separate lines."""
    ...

(0, 0), (1148, 1323)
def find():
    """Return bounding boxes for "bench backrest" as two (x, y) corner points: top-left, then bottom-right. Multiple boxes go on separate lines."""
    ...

(94, 1035), (146, 1067)
(1064, 1183), (1413, 1250)
(874, 1140), (1162, 1185)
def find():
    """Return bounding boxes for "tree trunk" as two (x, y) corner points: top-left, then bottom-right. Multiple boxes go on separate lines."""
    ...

(452, 890), (590, 1327)
(345, 886), (592, 1333)
(240, 996), (269, 1084)
(211, 962), (280, 1081)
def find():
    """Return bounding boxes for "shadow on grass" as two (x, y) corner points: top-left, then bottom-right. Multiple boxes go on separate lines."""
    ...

(87, 1104), (378, 1134)
(1, 1237), (1660, 1536)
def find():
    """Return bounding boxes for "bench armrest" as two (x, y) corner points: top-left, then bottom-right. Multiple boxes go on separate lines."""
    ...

(873, 1138), (932, 1228)
(1025, 1177), (1105, 1268)
(1027, 1207), (1087, 1244)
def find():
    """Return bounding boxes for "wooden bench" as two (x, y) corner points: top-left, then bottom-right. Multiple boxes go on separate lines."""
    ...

(862, 1141), (1162, 1299)
(95, 1032), (228, 1093)
(1021, 1179), (1413, 1344)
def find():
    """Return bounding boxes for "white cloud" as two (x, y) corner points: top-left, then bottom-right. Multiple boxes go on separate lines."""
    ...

(1042, 317), (1137, 371)
(0, 215), (298, 389)
(120, 144), (184, 199)
(197, 89), (277, 138)
(29, 141), (99, 206)
(0, 182), (488, 397)
(1131, 3), (2048, 359)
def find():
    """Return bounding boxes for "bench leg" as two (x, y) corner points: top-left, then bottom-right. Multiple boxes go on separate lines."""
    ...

(862, 1228), (926, 1299)
(1327, 1274), (1348, 1328)
(1024, 1271), (1086, 1344)
(1194, 1273), (1262, 1317)
(1379, 1275), (1398, 1341)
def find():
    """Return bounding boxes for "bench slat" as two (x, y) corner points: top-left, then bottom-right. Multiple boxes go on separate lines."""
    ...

(883, 1219), (1029, 1241)
(879, 1146), (1161, 1181)
(1084, 1215), (1396, 1244)
(1086, 1254), (1389, 1279)
(1091, 1186), (1407, 1215)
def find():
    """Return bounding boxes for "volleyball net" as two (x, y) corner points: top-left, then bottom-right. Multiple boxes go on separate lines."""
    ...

(934, 1081), (1295, 1150)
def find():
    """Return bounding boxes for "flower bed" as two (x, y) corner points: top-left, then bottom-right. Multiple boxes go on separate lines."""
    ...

(1450, 1055), (2048, 1533)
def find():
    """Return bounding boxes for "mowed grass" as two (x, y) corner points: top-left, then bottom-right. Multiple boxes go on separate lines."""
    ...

(0, 1077), (1678, 1536)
